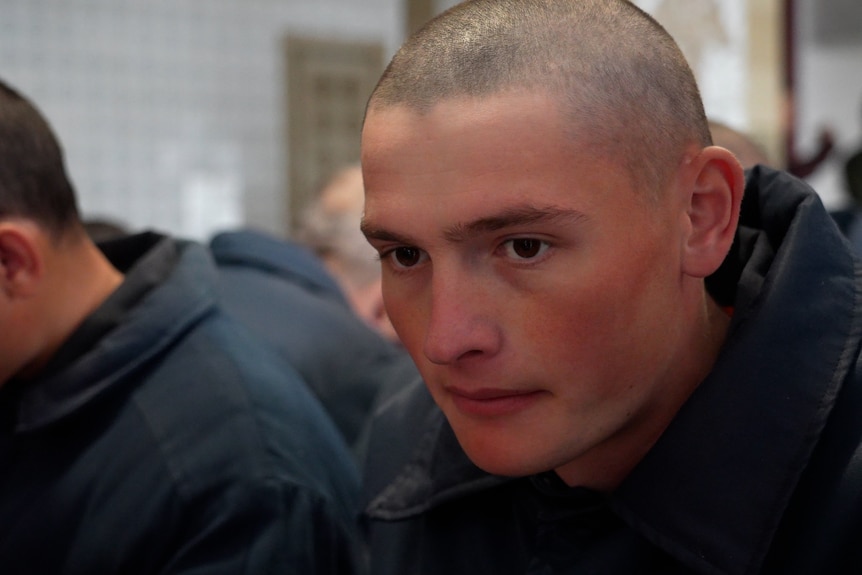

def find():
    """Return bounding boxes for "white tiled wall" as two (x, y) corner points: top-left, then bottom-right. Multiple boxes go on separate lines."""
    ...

(2, 0), (859, 234)
(0, 0), (401, 240)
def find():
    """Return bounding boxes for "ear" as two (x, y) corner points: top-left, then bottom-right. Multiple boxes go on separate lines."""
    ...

(0, 224), (43, 299)
(680, 146), (745, 278)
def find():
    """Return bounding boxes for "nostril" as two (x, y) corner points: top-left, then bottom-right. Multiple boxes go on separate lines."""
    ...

(423, 317), (502, 366)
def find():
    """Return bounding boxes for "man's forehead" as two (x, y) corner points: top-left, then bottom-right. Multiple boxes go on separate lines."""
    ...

(364, 89), (562, 133)
(363, 93), (573, 176)
(361, 199), (589, 244)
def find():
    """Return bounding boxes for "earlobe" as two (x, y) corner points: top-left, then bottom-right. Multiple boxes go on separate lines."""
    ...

(0, 225), (42, 299)
(681, 146), (745, 278)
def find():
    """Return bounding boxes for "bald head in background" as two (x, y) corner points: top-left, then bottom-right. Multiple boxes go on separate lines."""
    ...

(297, 164), (398, 343)
(709, 120), (775, 169)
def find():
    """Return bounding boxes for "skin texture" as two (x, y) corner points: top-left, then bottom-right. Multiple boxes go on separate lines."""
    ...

(361, 90), (743, 491)
(0, 220), (123, 386)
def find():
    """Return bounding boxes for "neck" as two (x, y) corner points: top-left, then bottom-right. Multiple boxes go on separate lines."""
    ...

(23, 234), (124, 378)
(556, 291), (731, 492)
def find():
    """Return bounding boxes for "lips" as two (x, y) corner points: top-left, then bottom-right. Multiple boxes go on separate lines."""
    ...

(449, 387), (535, 400)
(446, 386), (545, 418)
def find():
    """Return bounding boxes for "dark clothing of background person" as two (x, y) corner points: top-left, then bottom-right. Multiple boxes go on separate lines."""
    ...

(213, 228), (349, 305)
(360, 167), (862, 575)
(0, 232), (365, 574)
(830, 147), (862, 255)
(210, 229), (420, 458)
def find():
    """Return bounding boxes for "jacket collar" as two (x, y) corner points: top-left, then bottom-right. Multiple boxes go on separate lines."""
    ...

(365, 401), (512, 520)
(209, 229), (348, 306)
(612, 167), (862, 574)
(364, 167), (862, 574)
(12, 234), (218, 432)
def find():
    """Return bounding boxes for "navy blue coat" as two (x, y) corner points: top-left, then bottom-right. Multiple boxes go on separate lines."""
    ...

(0, 234), (365, 574)
(210, 230), (419, 456)
(361, 167), (862, 574)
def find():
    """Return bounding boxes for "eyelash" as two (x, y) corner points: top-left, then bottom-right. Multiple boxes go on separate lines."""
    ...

(377, 246), (428, 272)
(499, 238), (551, 261)
(376, 237), (552, 274)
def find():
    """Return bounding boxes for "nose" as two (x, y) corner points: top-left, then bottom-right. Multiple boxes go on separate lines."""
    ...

(422, 266), (502, 365)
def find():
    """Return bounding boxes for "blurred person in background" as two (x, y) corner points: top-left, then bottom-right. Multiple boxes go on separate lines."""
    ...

(0, 76), (365, 574)
(296, 163), (400, 344)
(210, 163), (418, 459)
(209, 224), (418, 460)
(708, 119), (776, 169)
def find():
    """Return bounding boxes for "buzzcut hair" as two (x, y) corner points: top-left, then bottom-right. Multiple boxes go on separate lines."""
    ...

(0, 78), (81, 237)
(367, 0), (713, 195)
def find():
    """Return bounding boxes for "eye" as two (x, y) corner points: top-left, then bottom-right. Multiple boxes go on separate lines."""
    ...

(503, 238), (549, 260)
(390, 246), (426, 268)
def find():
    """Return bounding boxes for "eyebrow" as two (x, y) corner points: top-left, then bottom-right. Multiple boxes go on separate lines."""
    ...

(361, 204), (588, 245)
(360, 220), (412, 244)
(442, 204), (588, 243)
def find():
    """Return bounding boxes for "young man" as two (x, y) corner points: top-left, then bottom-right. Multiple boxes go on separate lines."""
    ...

(358, 1), (862, 573)
(0, 78), (365, 574)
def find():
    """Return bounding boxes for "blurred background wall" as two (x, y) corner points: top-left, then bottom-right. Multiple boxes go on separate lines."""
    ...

(0, 0), (401, 239)
(0, 0), (859, 240)
(794, 0), (862, 207)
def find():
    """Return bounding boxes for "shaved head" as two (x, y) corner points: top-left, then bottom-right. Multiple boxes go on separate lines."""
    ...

(367, 0), (711, 194)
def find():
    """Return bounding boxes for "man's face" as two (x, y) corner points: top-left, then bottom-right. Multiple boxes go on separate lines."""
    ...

(361, 91), (697, 488)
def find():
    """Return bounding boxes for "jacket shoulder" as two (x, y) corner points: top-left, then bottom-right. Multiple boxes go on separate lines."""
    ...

(361, 377), (441, 503)
(767, 342), (862, 572)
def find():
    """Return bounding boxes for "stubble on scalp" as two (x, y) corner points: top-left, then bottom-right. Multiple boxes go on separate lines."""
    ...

(366, 0), (712, 199)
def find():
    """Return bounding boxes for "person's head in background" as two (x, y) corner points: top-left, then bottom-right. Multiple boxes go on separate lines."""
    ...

(0, 78), (123, 385)
(708, 119), (776, 170)
(296, 163), (399, 343)
(0, 80), (80, 239)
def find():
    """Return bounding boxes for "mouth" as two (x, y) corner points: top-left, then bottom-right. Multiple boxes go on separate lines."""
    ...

(446, 387), (545, 418)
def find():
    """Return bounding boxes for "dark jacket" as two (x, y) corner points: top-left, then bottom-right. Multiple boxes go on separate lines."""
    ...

(0, 233), (365, 574)
(360, 167), (862, 575)
(210, 229), (419, 456)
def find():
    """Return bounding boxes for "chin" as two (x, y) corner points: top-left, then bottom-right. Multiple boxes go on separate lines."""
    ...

(469, 450), (549, 478)
(455, 431), (548, 478)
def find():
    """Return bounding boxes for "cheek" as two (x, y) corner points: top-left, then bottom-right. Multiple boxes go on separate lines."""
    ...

(521, 243), (677, 383)
(381, 278), (427, 351)
(521, 286), (624, 370)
